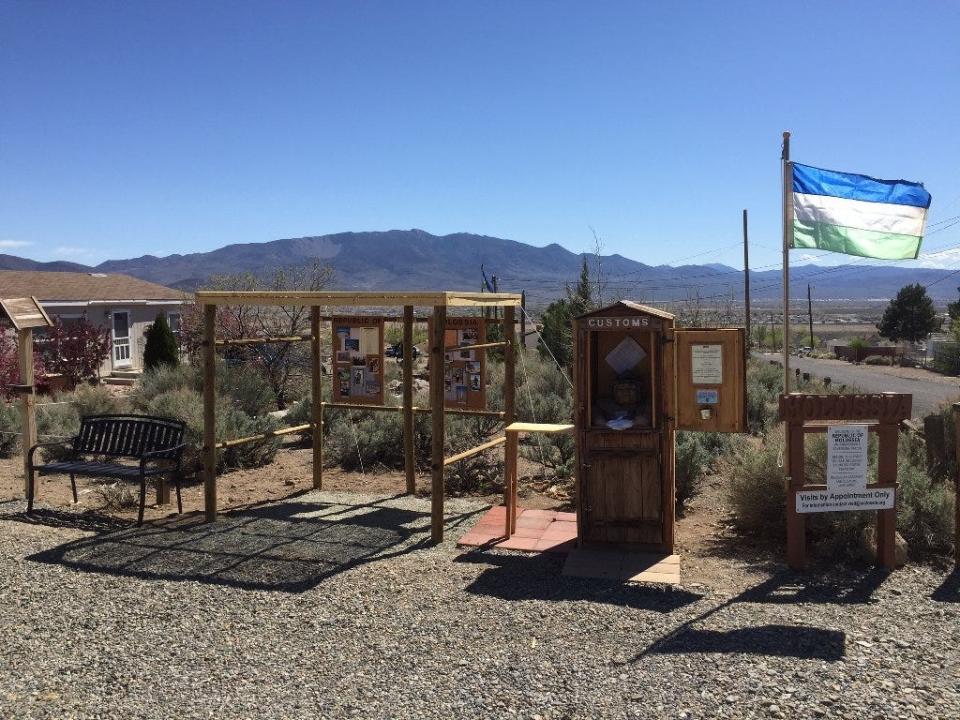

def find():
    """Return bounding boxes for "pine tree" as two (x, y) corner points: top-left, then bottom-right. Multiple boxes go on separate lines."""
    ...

(876, 283), (939, 343)
(143, 313), (180, 371)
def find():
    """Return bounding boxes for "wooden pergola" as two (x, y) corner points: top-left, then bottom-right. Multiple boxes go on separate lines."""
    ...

(195, 290), (522, 542)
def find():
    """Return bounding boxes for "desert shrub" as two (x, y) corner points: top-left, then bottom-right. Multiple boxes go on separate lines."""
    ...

(746, 359), (783, 434)
(724, 430), (788, 539)
(325, 409), (408, 471)
(516, 351), (575, 479)
(864, 355), (893, 366)
(94, 482), (139, 510)
(36, 403), (81, 461)
(131, 360), (274, 418)
(142, 388), (281, 472)
(0, 402), (19, 457)
(70, 384), (124, 417)
(896, 458), (955, 555)
(676, 432), (712, 514)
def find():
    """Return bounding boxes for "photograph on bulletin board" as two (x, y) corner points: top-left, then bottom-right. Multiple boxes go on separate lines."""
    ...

(435, 316), (486, 410)
(331, 316), (384, 405)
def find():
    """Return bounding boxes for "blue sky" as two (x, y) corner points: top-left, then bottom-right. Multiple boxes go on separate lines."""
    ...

(2, 1), (958, 273)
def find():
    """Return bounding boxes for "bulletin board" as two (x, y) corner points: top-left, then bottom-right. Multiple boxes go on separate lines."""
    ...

(331, 316), (385, 405)
(438, 316), (486, 410)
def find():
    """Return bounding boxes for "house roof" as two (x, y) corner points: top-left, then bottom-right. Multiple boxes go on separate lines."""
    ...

(576, 300), (675, 320)
(0, 270), (188, 303)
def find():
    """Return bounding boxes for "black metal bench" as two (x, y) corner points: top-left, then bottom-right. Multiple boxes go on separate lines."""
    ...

(27, 414), (188, 525)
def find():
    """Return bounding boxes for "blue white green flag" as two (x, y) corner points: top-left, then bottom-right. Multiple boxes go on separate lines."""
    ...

(791, 163), (932, 260)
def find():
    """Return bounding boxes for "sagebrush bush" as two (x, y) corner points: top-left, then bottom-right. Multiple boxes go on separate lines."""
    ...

(131, 361), (275, 417)
(725, 426), (956, 559)
(70, 384), (123, 417)
(143, 387), (281, 472)
(0, 402), (19, 457)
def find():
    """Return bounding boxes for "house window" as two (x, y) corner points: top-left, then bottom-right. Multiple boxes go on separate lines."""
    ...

(167, 312), (183, 346)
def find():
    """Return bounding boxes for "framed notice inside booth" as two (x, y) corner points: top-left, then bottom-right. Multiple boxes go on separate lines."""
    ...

(331, 316), (385, 405)
(436, 316), (486, 410)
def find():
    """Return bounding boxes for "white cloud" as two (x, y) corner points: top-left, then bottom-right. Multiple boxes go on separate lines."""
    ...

(914, 247), (960, 269)
(0, 239), (30, 249)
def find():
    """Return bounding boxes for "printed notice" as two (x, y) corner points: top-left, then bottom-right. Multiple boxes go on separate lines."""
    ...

(797, 487), (895, 514)
(827, 424), (869, 492)
(691, 344), (723, 384)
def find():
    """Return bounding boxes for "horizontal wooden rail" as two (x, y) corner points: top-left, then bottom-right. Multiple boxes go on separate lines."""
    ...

(322, 401), (401, 412)
(214, 335), (313, 347)
(321, 401), (504, 418)
(444, 341), (507, 353)
(215, 423), (314, 449)
(417, 407), (506, 418)
(443, 435), (506, 466)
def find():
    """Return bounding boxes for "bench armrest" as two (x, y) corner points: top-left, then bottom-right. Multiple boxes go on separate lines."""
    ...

(28, 439), (77, 469)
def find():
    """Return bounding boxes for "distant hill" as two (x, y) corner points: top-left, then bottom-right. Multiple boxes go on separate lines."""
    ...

(2, 230), (957, 304)
(0, 254), (94, 273)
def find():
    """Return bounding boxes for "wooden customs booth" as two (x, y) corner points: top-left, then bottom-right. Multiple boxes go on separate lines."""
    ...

(574, 301), (746, 553)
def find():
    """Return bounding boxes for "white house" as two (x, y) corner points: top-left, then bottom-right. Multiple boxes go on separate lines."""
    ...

(0, 270), (191, 380)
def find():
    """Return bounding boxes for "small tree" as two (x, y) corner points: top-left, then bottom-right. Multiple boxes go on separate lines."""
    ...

(876, 283), (939, 343)
(538, 258), (598, 369)
(143, 313), (180, 371)
(40, 315), (110, 386)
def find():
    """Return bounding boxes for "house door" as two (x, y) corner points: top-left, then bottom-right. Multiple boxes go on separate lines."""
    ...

(111, 311), (132, 368)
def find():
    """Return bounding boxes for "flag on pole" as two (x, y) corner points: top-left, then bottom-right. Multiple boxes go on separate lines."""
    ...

(790, 162), (932, 260)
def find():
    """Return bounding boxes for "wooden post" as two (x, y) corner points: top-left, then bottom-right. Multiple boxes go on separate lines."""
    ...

(202, 304), (217, 522)
(953, 403), (960, 565)
(923, 414), (946, 478)
(503, 305), (516, 425)
(785, 420), (806, 570)
(402, 305), (416, 494)
(503, 304), (517, 535)
(429, 305), (446, 543)
(876, 422), (899, 568)
(311, 307), (323, 490)
(19, 328), (36, 498)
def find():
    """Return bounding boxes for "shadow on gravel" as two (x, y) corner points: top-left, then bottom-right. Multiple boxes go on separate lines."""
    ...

(738, 568), (889, 605)
(456, 551), (703, 612)
(25, 496), (477, 593)
(648, 624), (844, 660)
(932, 569), (960, 603)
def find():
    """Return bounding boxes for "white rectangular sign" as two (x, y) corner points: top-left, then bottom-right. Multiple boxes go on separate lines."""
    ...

(796, 487), (895, 514)
(691, 344), (723, 384)
(827, 424), (869, 492)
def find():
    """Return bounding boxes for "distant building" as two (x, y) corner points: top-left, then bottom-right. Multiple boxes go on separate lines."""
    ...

(0, 270), (190, 380)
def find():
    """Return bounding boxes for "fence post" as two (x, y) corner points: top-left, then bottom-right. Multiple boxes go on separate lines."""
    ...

(429, 305), (446, 543)
(403, 305), (416, 494)
(202, 304), (217, 521)
(953, 403), (960, 565)
(19, 328), (36, 498)
(311, 307), (323, 490)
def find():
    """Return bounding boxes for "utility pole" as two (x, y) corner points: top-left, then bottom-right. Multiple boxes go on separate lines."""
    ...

(807, 283), (814, 349)
(743, 209), (751, 347)
(492, 275), (499, 321)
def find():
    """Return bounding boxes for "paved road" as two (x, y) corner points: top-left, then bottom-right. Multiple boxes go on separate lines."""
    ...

(758, 352), (960, 418)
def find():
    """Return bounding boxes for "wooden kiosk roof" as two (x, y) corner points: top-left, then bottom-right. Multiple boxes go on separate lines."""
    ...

(194, 290), (522, 307)
(576, 300), (675, 320)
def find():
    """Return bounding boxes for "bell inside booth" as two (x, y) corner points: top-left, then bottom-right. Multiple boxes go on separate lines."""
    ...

(574, 301), (746, 553)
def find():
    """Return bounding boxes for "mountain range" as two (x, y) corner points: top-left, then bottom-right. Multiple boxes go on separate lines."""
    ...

(2, 229), (957, 304)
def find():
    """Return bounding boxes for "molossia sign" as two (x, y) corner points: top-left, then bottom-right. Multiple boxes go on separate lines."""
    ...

(585, 316), (661, 330)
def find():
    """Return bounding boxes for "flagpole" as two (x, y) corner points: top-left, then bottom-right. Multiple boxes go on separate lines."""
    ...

(782, 131), (791, 394)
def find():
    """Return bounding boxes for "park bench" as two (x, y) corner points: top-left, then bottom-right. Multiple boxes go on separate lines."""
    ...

(27, 414), (188, 525)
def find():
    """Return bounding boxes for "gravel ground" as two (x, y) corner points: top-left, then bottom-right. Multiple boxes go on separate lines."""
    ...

(1, 492), (959, 720)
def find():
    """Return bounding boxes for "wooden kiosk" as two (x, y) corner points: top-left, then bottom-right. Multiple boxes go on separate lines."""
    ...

(574, 301), (746, 553)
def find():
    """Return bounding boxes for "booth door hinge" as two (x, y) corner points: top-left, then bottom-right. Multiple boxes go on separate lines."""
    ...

(660, 335), (674, 346)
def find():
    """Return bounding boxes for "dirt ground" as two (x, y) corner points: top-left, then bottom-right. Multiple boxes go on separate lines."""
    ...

(0, 444), (779, 591)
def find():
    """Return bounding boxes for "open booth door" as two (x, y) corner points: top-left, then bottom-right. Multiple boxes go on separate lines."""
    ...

(673, 328), (747, 433)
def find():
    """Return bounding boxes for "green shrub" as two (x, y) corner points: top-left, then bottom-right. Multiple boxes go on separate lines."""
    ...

(70, 384), (123, 417)
(36, 402), (81, 461)
(143, 387), (281, 472)
(0, 402), (19, 457)
(143, 313), (180, 371)
(746, 359), (783, 434)
(676, 431), (712, 514)
(897, 455), (956, 555)
(131, 361), (275, 418)
(724, 430), (787, 539)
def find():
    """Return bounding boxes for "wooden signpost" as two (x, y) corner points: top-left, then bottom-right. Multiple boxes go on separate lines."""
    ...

(779, 393), (912, 570)
(0, 297), (53, 496)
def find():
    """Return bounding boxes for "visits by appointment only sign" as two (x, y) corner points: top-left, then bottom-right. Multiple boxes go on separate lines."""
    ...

(796, 424), (895, 513)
